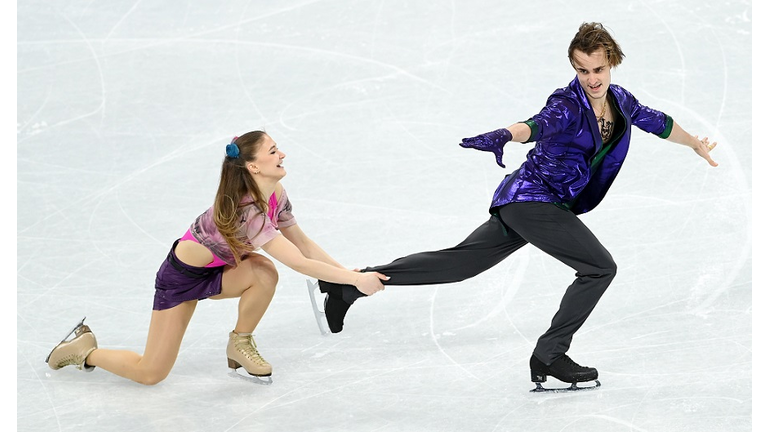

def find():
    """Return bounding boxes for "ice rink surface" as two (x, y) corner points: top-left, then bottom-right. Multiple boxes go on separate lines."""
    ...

(17, 1), (755, 431)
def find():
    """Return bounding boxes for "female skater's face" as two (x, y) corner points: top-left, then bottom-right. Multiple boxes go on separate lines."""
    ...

(572, 48), (612, 102)
(250, 135), (286, 180)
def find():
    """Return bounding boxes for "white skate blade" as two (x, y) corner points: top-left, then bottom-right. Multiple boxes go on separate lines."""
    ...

(530, 379), (601, 393)
(306, 279), (330, 336)
(228, 368), (273, 385)
(45, 316), (87, 363)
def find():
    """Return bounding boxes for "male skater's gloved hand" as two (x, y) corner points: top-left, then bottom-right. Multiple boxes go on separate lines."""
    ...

(459, 128), (512, 168)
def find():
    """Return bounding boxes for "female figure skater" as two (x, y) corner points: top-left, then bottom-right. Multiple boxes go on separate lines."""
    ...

(46, 130), (388, 385)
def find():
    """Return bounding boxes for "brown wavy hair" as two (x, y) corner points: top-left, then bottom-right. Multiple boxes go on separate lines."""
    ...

(213, 130), (269, 266)
(568, 22), (625, 68)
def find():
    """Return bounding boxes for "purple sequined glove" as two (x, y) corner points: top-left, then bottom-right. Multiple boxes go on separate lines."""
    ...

(459, 128), (512, 168)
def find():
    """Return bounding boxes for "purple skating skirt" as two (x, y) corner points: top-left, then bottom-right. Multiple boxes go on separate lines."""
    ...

(153, 239), (224, 310)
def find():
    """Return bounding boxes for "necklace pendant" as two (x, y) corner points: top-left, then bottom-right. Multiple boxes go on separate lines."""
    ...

(598, 117), (613, 142)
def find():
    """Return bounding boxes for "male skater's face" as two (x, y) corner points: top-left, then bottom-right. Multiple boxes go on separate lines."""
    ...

(571, 48), (612, 102)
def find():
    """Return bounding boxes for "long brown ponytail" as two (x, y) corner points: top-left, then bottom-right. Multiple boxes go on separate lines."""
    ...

(213, 131), (269, 266)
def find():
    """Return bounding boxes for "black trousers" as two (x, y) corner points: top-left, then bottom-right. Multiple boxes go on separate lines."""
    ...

(356, 202), (617, 364)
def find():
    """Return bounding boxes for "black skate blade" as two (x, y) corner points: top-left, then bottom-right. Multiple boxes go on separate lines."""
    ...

(530, 380), (601, 393)
(228, 368), (273, 385)
(45, 317), (87, 363)
(306, 279), (330, 336)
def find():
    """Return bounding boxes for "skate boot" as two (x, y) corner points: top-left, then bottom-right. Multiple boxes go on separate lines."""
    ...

(226, 331), (272, 384)
(529, 354), (600, 393)
(46, 317), (97, 372)
(318, 280), (366, 333)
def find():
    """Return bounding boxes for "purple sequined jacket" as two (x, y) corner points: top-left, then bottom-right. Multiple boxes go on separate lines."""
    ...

(490, 76), (673, 215)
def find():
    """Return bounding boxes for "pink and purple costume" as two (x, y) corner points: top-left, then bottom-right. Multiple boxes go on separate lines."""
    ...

(153, 191), (296, 310)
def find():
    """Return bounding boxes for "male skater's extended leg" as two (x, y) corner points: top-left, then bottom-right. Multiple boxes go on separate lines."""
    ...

(499, 202), (616, 386)
(321, 215), (528, 332)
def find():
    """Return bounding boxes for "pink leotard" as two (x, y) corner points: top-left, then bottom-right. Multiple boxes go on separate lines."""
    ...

(181, 192), (282, 268)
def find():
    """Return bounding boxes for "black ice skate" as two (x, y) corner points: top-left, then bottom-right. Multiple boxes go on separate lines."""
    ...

(308, 279), (365, 334)
(306, 279), (357, 334)
(529, 354), (601, 393)
(323, 291), (351, 334)
(311, 279), (351, 334)
(318, 280), (365, 333)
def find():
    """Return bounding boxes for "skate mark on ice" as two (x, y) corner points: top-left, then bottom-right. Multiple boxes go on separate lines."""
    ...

(449, 251), (529, 333)
(427, 287), (489, 387)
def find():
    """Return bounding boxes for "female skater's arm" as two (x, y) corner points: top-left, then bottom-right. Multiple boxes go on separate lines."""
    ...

(280, 224), (345, 268)
(261, 234), (387, 295)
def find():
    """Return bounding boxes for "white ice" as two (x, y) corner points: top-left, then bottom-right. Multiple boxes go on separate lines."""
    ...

(16, 1), (756, 431)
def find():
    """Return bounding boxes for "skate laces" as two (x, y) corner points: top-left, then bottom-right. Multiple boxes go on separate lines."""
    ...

(560, 355), (587, 370)
(55, 347), (94, 369)
(56, 353), (86, 369)
(236, 336), (268, 365)
(52, 328), (96, 369)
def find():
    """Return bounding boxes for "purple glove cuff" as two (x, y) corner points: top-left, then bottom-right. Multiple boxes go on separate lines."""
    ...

(488, 128), (512, 143)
